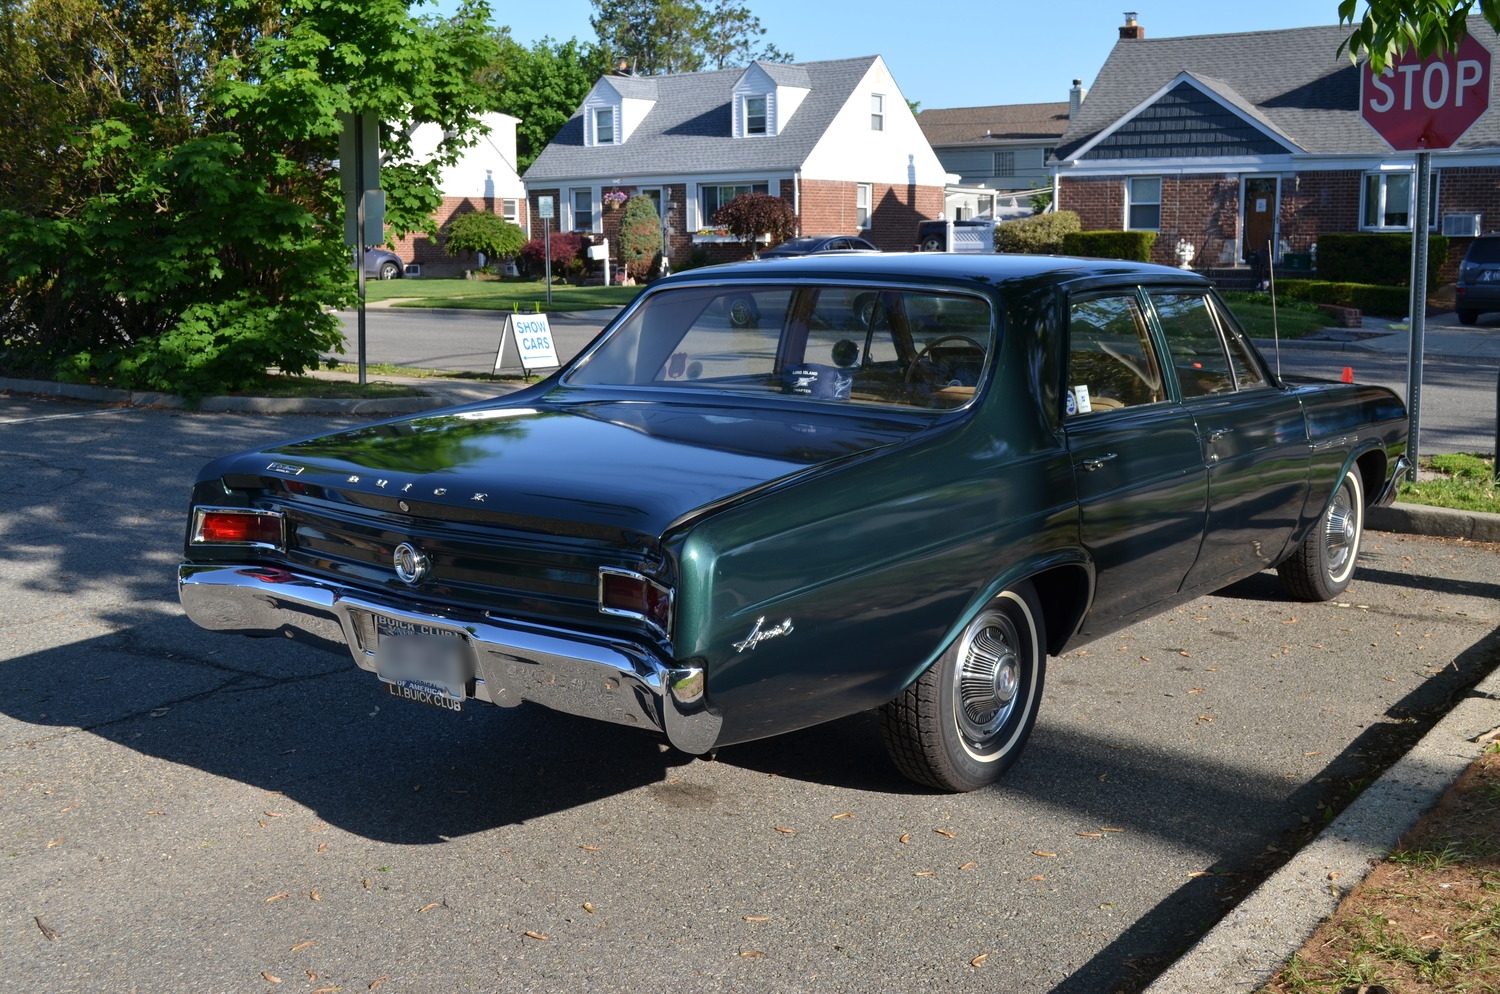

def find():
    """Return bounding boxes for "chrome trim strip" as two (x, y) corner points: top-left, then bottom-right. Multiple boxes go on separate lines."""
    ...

(177, 563), (719, 754)
(189, 506), (286, 552)
(596, 566), (674, 637)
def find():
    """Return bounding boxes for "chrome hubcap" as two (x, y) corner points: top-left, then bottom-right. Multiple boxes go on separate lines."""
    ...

(955, 618), (1021, 744)
(1324, 481), (1357, 576)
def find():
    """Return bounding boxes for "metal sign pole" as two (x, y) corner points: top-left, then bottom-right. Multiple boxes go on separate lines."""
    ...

(544, 217), (552, 308)
(354, 114), (368, 387)
(1405, 148), (1431, 481)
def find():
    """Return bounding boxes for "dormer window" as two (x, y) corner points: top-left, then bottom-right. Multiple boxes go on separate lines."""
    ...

(745, 96), (767, 135)
(595, 107), (615, 145)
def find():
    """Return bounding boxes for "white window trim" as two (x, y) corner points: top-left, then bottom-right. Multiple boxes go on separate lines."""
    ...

(1125, 176), (1162, 231)
(571, 188), (596, 233)
(871, 93), (885, 132)
(1360, 169), (1439, 231)
(743, 94), (769, 137)
(594, 107), (615, 145)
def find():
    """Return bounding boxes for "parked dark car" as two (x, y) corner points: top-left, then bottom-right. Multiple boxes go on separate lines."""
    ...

(759, 235), (879, 258)
(914, 218), (997, 253)
(1454, 233), (1500, 324)
(178, 254), (1408, 791)
(363, 247), (404, 280)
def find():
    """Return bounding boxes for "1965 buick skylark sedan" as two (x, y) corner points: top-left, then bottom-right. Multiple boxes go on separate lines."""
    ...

(178, 254), (1408, 791)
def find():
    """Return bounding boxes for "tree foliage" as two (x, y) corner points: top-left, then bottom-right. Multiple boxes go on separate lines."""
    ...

(616, 194), (662, 279)
(589, 0), (791, 75)
(1338, 0), (1497, 71)
(711, 192), (797, 255)
(444, 210), (526, 260)
(483, 31), (611, 172)
(0, 0), (500, 399)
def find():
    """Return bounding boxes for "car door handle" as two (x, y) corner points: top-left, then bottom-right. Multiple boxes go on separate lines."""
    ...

(1079, 453), (1118, 471)
(1206, 427), (1234, 442)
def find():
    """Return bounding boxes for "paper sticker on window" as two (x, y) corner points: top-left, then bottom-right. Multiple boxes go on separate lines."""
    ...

(1071, 385), (1092, 414)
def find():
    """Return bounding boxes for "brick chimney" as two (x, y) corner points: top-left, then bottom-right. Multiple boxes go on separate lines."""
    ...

(1119, 12), (1144, 39)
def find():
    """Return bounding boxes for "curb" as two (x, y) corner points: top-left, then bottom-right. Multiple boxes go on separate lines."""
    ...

(1143, 667), (1500, 994)
(0, 375), (447, 415)
(1368, 501), (1500, 542)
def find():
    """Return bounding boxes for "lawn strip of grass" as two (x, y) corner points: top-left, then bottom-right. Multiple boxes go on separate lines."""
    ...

(1219, 291), (1332, 339)
(365, 278), (640, 312)
(1400, 453), (1499, 514)
(322, 362), (521, 382)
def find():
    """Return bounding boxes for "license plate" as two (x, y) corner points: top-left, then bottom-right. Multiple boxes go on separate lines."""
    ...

(373, 614), (473, 710)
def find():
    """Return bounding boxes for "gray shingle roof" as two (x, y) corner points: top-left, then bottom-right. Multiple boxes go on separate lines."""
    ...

(917, 102), (1071, 145)
(1056, 19), (1500, 159)
(602, 74), (659, 100)
(523, 56), (878, 183)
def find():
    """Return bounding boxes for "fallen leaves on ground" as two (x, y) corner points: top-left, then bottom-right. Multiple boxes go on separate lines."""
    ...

(744, 916), (769, 921)
(583, 903), (596, 914)
(970, 953), (989, 967)
(579, 845), (602, 851)
(290, 941), (315, 952)
(1032, 850), (1057, 857)
(772, 826), (795, 834)
(899, 833), (911, 844)
(34, 917), (58, 941)
(418, 903), (439, 913)
(738, 950), (764, 958)
(523, 931), (547, 940)
(261, 972), (281, 983)
(960, 862), (978, 870)
(934, 829), (956, 838)
(368, 977), (388, 990)
(266, 893), (290, 903)
(831, 812), (854, 819)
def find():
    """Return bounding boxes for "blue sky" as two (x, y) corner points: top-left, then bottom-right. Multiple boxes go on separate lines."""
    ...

(427, 0), (1357, 108)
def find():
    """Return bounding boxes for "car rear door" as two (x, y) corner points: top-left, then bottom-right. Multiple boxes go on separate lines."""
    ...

(1063, 290), (1207, 636)
(1146, 290), (1310, 592)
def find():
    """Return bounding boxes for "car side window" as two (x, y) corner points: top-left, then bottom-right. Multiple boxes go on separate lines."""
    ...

(1207, 296), (1267, 390)
(1151, 291), (1270, 396)
(1066, 294), (1166, 416)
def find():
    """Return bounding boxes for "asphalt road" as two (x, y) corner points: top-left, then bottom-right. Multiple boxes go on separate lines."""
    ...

(336, 306), (1500, 455)
(3, 396), (1499, 993)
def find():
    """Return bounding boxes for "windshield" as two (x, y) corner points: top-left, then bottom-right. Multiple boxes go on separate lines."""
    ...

(565, 283), (996, 411)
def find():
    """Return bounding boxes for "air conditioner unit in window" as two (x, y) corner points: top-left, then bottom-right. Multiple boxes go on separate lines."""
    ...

(1441, 213), (1482, 237)
(404, 263), (421, 276)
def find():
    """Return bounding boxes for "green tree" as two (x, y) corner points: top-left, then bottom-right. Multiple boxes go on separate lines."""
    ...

(444, 209), (526, 262)
(700, 0), (791, 68)
(0, 0), (500, 399)
(483, 31), (611, 171)
(616, 194), (662, 279)
(589, 0), (789, 74)
(1339, 0), (1498, 71)
(710, 192), (796, 257)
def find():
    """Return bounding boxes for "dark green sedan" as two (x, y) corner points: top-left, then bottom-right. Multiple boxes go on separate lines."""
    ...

(177, 254), (1408, 791)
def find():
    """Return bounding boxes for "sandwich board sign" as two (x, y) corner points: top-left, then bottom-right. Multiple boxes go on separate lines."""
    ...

(495, 312), (559, 374)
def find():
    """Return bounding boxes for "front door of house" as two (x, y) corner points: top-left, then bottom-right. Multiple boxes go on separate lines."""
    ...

(1243, 177), (1279, 263)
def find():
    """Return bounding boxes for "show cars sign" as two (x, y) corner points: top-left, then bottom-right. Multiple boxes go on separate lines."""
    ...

(1361, 34), (1491, 150)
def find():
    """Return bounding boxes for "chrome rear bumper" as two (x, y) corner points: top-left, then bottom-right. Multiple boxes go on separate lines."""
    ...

(177, 563), (721, 754)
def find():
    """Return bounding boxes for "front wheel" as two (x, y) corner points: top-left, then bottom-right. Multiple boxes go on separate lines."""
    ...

(1458, 308), (1479, 326)
(377, 261), (401, 280)
(881, 583), (1047, 792)
(1278, 466), (1364, 601)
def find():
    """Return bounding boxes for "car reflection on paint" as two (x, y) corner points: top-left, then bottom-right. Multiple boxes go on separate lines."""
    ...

(177, 253), (1408, 792)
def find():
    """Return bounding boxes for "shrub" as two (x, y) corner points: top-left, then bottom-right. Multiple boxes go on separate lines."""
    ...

(520, 232), (585, 279)
(443, 210), (526, 261)
(711, 192), (797, 256)
(616, 195), (662, 280)
(1316, 232), (1449, 287)
(1277, 279), (1413, 318)
(1061, 230), (1158, 261)
(996, 210), (1080, 254)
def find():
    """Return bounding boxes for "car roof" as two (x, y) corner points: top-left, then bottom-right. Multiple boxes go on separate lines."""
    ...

(661, 251), (1206, 289)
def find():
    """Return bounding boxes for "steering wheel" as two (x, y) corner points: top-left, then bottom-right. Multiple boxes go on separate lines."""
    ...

(904, 334), (986, 386)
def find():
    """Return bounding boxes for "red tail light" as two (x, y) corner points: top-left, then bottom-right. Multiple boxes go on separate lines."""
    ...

(192, 508), (285, 550)
(598, 568), (673, 634)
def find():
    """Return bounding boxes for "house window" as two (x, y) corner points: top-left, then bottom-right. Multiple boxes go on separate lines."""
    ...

(1362, 171), (1439, 230)
(871, 94), (884, 131)
(856, 183), (872, 228)
(1126, 176), (1161, 230)
(993, 151), (1015, 177)
(595, 108), (614, 145)
(572, 189), (593, 232)
(701, 182), (769, 222)
(501, 199), (520, 224)
(1042, 146), (1056, 163)
(745, 96), (767, 135)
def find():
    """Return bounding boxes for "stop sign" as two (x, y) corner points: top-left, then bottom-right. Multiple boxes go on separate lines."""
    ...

(1362, 34), (1492, 149)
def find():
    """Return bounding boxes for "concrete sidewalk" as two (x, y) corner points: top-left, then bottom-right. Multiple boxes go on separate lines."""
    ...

(1257, 308), (1500, 363)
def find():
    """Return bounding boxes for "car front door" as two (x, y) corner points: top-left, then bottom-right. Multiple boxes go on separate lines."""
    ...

(1148, 290), (1310, 592)
(1064, 290), (1208, 637)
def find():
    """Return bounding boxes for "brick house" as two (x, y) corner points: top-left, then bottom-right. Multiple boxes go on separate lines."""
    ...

(387, 112), (527, 277)
(916, 93), (1074, 218)
(522, 56), (948, 269)
(1051, 15), (1500, 280)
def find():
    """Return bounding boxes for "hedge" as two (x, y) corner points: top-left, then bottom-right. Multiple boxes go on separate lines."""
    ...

(1276, 279), (1414, 318)
(1315, 232), (1449, 287)
(1061, 230), (1157, 262)
(996, 210), (1080, 254)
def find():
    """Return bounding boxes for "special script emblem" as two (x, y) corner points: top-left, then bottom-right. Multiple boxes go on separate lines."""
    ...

(733, 616), (794, 653)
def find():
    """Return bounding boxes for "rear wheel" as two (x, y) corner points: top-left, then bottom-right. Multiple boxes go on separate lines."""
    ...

(1458, 308), (1479, 325)
(881, 583), (1046, 792)
(1278, 466), (1364, 601)
(919, 236), (943, 252)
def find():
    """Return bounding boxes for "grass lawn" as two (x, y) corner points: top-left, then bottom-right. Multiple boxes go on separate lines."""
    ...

(363, 278), (642, 312)
(1399, 453), (1499, 514)
(1219, 291), (1332, 339)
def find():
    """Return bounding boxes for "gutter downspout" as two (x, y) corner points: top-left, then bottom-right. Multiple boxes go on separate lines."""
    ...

(793, 168), (802, 236)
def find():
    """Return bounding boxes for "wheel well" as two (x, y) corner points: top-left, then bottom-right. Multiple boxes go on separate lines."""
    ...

(1027, 565), (1091, 657)
(1354, 449), (1387, 507)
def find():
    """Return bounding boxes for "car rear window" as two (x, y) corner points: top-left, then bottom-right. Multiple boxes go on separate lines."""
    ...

(1465, 237), (1500, 264)
(566, 283), (996, 411)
